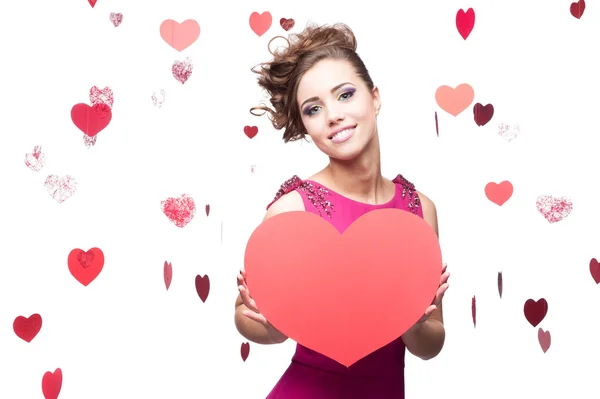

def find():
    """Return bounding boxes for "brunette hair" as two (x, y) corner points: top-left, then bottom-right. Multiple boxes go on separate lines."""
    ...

(249, 22), (375, 143)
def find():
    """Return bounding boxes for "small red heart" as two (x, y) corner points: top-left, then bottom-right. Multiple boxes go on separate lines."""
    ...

(570, 0), (585, 19)
(241, 342), (250, 361)
(164, 261), (173, 290)
(590, 258), (600, 284)
(244, 209), (442, 367)
(244, 125), (258, 139)
(195, 275), (210, 302)
(205, 204), (210, 216)
(42, 368), (62, 399)
(280, 18), (295, 31)
(161, 194), (196, 228)
(13, 314), (43, 342)
(456, 8), (475, 40)
(71, 103), (112, 137)
(68, 248), (104, 286)
(485, 181), (513, 206)
(524, 298), (548, 327)
(88, 0), (97, 8)
(538, 328), (551, 353)
(473, 103), (494, 126)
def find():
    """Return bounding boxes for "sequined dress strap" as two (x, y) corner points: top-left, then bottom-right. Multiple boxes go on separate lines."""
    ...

(266, 175), (335, 218)
(392, 174), (421, 216)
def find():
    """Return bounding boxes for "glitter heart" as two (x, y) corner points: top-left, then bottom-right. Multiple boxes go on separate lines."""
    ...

(24, 146), (46, 172)
(498, 122), (521, 141)
(109, 12), (123, 27)
(45, 175), (77, 203)
(152, 89), (166, 107)
(161, 194), (196, 227)
(89, 86), (114, 109)
(280, 18), (295, 31)
(172, 58), (193, 84)
(83, 134), (97, 148)
(536, 195), (573, 223)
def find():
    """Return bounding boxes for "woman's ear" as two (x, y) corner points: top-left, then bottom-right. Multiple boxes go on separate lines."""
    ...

(372, 86), (381, 115)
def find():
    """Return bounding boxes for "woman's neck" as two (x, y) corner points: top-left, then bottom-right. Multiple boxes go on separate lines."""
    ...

(323, 132), (390, 205)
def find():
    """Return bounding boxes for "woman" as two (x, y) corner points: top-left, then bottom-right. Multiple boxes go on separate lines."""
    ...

(235, 22), (450, 398)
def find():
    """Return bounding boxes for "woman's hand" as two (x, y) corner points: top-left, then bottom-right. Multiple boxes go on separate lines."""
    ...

(237, 269), (288, 344)
(413, 263), (450, 326)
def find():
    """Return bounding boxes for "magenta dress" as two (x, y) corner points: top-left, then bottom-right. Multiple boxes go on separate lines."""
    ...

(264, 174), (423, 399)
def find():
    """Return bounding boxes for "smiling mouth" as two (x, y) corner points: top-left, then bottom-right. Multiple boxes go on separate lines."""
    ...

(328, 125), (357, 140)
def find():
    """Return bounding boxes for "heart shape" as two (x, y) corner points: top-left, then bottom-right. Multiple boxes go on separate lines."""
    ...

(89, 86), (114, 109)
(161, 194), (196, 227)
(538, 328), (551, 353)
(151, 89), (166, 107)
(13, 314), (43, 342)
(164, 261), (173, 290)
(244, 125), (258, 139)
(244, 209), (442, 367)
(524, 298), (548, 327)
(249, 11), (272, 37)
(24, 146), (46, 172)
(485, 181), (513, 206)
(435, 83), (474, 116)
(160, 19), (200, 52)
(280, 18), (295, 31)
(42, 368), (62, 399)
(195, 274), (210, 302)
(536, 195), (573, 223)
(498, 122), (521, 141)
(456, 8), (475, 40)
(68, 247), (104, 286)
(71, 103), (112, 137)
(172, 58), (193, 84)
(241, 342), (250, 361)
(473, 103), (494, 126)
(45, 175), (77, 203)
(570, 0), (585, 19)
(109, 12), (123, 27)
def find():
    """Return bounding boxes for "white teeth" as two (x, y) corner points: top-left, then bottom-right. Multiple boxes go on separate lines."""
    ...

(331, 128), (354, 140)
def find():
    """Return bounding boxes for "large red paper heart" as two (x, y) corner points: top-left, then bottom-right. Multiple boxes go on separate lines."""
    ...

(68, 247), (104, 286)
(13, 314), (43, 342)
(244, 209), (442, 367)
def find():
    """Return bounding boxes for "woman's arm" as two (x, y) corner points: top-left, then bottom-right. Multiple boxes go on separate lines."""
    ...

(402, 191), (446, 360)
(234, 190), (305, 344)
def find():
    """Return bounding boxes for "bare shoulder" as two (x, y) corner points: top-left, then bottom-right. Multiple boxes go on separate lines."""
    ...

(264, 189), (305, 221)
(416, 190), (439, 237)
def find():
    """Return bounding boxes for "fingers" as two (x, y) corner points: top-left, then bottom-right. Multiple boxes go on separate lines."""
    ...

(243, 309), (267, 325)
(238, 285), (260, 313)
(434, 283), (449, 305)
(440, 271), (450, 285)
(424, 304), (436, 317)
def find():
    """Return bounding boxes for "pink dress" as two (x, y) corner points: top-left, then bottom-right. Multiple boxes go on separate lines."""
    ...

(264, 174), (423, 399)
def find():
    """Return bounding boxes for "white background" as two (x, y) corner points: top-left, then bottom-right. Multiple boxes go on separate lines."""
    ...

(1, 0), (599, 398)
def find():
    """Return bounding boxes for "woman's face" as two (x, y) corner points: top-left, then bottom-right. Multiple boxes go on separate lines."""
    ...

(296, 59), (380, 161)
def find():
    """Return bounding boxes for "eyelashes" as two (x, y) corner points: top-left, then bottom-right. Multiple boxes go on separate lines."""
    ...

(303, 88), (356, 116)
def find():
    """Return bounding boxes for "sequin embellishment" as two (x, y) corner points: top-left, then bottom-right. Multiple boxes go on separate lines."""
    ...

(392, 174), (421, 215)
(268, 175), (335, 218)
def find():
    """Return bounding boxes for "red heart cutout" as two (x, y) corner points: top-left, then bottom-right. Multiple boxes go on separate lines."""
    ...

(241, 342), (250, 361)
(244, 209), (442, 367)
(68, 247), (104, 286)
(590, 258), (600, 284)
(280, 18), (295, 31)
(42, 368), (62, 399)
(538, 328), (551, 353)
(164, 261), (173, 290)
(13, 314), (43, 342)
(473, 103), (494, 126)
(249, 11), (272, 37)
(71, 103), (112, 137)
(456, 8), (475, 40)
(524, 298), (548, 327)
(244, 125), (258, 139)
(570, 0), (585, 19)
(485, 181), (513, 206)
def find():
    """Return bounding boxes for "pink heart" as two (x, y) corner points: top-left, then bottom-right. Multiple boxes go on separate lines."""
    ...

(161, 194), (196, 227)
(164, 261), (172, 290)
(160, 19), (200, 51)
(249, 11), (272, 37)
(89, 86), (114, 109)
(109, 12), (123, 27)
(45, 175), (77, 203)
(538, 328), (551, 353)
(25, 146), (46, 172)
(536, 195), (573, 223)
(172, 58), (193, 84)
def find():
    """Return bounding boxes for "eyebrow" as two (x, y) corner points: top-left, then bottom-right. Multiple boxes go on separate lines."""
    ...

(300, 82), (354, 109)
